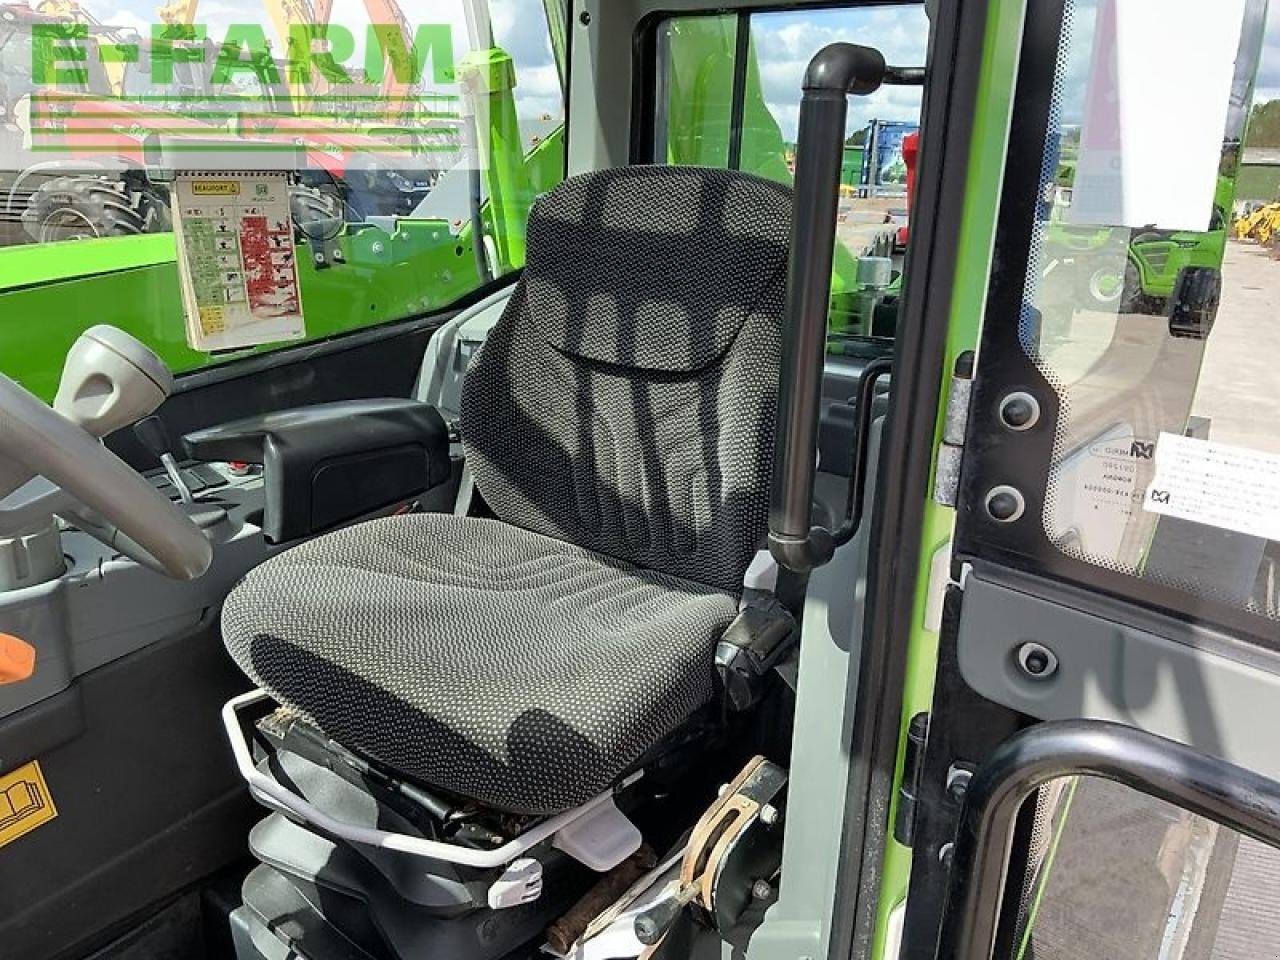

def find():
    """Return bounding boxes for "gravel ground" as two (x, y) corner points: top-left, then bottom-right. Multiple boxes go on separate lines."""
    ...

(1024, 776), (1280, 960)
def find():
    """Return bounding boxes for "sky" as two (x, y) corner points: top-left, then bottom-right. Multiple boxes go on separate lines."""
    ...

(1256, 0), (1280, 102)
(90, 0), (1280, 142)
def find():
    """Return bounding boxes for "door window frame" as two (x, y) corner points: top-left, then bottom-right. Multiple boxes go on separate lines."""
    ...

(952, 0), (1276, 647)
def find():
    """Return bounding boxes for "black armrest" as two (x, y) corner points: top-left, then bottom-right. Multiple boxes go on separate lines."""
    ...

(183, 399), (450, 544)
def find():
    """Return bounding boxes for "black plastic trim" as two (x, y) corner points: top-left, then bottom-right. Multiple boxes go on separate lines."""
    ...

(727, 12), (751, 169)
(182, 398), (451, 544)
(834, 357), (894, 546)
(106, 314), (456, 473)
(630, 10), (665, 164)
(169, 276), (516, 396)
(898, 587), (1028, 960)
(558, 0), (574, 181)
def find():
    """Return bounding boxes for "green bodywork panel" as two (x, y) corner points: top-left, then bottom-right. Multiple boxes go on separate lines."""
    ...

(0, 222), (482, 400)
(1128, 176), (1235, 297)
(869, 2), (1024, 956)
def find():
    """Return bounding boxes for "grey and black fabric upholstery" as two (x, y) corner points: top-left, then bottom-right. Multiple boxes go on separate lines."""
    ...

(222, 166), (793, 814)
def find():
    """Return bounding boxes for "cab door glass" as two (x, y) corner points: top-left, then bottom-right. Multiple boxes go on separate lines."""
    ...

(1017, 0), (1277, 622)
(654, 14), (738, 169)
(1013, 776), (1280, 959)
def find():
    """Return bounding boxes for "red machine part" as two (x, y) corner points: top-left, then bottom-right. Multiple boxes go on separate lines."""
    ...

(898, 131), (920, 249)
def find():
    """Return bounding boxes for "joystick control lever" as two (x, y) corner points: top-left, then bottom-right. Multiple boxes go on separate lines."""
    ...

(134, 416), (194, 504)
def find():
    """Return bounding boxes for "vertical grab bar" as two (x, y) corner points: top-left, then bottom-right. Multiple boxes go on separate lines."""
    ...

(768, 43), (924, 573)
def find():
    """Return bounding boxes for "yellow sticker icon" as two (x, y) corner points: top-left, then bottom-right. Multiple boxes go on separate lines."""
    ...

(0, 760), (57, 848)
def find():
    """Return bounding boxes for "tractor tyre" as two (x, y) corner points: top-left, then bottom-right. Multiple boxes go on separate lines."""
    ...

(22, 175), (170, 243)
(289, 184), (346, 243)
(1082, 261), (1125, 310)
(1118, 260), (1154, 316)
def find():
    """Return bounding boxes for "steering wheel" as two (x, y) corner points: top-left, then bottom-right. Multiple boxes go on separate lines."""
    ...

(0, 374), (212, 580)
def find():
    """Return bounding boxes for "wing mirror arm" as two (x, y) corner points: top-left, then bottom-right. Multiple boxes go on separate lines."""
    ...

(768, 43), (923, 574)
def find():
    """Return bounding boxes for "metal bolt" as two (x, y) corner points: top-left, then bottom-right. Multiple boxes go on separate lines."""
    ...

(759, 803), (780, 826)
(752, 879), (773, 901)
(312, 251), (326, 265)
(371, 241), (386, 256)
(1016, 642), (1059, 680)
(999, 392), (1041, 431)
(984, 485), (1026, 523)
(946, 767), (972, 804)
(579, 10), (591, 25)
(333, 248), (346, 263)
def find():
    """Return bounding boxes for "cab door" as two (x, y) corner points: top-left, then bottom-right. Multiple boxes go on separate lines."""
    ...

(899, 0), (1280, 957)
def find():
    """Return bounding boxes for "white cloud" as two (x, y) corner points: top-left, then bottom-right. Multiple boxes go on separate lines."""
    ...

(750, 6), (930, 140)
(1253, 0), (1280, 104)
(101, 8), (150, 35)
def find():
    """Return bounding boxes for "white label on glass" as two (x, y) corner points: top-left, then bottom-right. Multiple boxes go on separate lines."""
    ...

(1068, 0), (1246, 232)
(1143, 433), (1280, 541)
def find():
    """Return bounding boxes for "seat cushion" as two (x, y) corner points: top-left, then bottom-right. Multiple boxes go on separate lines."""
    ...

(221, 514), (738, 814)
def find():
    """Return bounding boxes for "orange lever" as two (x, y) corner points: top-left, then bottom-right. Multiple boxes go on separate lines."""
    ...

(0, 634), (35, 684)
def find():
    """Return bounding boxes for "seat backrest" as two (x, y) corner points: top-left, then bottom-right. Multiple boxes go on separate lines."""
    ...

(460, 166), (792, 594)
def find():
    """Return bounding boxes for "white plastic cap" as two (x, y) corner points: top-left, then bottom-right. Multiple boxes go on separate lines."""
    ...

(742, 550), (779, 593)
(487, 857), (543, 910)
(552, 796), (642, 872)
(53, 325), (173, 438)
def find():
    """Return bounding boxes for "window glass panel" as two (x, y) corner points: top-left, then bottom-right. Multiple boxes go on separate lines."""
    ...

(1015, 0), (1278, 621)
(745, 6), (928, 349)
(653, 4), (930, 351)
(0, 0), (564, 400)
(655, 14), (738, 169)
(1016, 777), (1280, 959)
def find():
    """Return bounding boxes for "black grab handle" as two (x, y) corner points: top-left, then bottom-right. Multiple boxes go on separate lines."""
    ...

(768, 43), (923, 574)
(936, 721), (1280, 960)
(833, 357), (893, 548)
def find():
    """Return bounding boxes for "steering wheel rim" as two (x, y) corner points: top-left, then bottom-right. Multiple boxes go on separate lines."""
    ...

(0, 375), (212, 580)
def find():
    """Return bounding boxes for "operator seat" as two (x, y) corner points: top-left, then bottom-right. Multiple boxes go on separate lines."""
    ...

(221, 166), (792, 816)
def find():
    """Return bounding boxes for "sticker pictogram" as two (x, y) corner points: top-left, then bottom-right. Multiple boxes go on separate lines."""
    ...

(0, 760), (57, 848)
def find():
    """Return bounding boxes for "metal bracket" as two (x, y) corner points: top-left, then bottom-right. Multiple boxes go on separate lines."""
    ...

(932, 351), (975, 507)
(222, 689), (642, 871)
(893, 712), (930, 846)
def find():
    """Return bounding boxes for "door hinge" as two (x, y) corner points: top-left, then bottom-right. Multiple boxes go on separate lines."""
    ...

(932, 351), (975, 508)
(893, 712), (931, 847)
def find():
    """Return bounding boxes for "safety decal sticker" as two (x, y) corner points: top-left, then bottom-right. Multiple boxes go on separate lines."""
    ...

(172, 171), (306, 353)
(0, 760), (57, 849)
(1143, 433), (1280, 542)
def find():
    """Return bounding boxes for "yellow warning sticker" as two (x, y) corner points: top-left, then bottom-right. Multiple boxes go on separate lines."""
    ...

(0, 760), (57, 848)
(190, 181), (241, 197)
